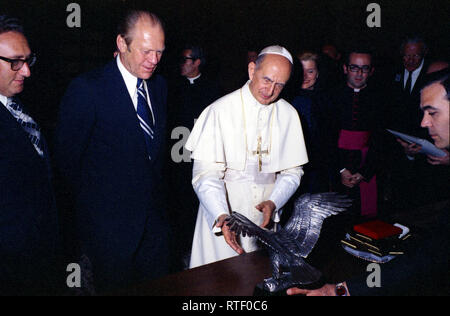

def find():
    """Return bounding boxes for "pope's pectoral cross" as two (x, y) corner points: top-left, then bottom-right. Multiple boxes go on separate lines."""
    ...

(253, 136), (269, 172)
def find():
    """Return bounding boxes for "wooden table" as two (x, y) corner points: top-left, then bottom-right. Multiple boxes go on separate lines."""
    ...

(117, 251), (272, 296)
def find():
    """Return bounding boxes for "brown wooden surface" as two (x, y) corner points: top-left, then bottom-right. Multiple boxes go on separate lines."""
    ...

(117, 250), (272, 296)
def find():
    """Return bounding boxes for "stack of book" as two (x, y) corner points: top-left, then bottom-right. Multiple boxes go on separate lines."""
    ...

(341, 220), (412, 258)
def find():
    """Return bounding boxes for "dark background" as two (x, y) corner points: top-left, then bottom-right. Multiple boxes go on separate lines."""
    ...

(2, 0), (449, 133)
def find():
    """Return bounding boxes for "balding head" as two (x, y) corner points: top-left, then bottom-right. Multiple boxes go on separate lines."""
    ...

(116, 10), (165, 79)
(248, 54), (292, 105)
(117, 10), (164, 46)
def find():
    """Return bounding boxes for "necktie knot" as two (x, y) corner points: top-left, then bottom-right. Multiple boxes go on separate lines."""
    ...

(7, 97), (22, 112)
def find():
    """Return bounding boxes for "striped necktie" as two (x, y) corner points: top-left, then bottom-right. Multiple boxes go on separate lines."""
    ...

(6, 97), (44, 157)
(136, 79), (155, 160)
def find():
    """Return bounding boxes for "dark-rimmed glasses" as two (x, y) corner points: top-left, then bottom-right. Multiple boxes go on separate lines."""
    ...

(347, 64), (372, 73)
(0, 54), (36, 71)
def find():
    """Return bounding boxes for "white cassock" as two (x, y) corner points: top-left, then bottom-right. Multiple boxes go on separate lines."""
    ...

(185, 81), (309, 268)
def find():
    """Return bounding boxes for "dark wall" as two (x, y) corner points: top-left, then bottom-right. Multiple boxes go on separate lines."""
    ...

(2, 0), (449, 130)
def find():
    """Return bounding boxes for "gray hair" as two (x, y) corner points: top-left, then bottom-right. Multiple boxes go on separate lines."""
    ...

(400, 35), (428, 54)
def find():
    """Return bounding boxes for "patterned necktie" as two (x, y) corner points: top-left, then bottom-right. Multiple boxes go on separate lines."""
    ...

(6, 97), (44, 157)
(136, 79), (155, 160)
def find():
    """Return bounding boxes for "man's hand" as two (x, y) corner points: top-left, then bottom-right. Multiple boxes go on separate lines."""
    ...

(255, 200), (276, 228)
(216, 214), (244, 255)
(351, 172), (364, 186)
(396, 138), (422, 156)
(427, 149), (450, 166)
(287, 283), (349, 296)
(341, 169), (355, 188)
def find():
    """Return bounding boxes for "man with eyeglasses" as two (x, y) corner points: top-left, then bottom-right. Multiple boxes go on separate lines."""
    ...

(166, 45), (222, 271)
(326, 46), (383, 220)
(0, 14), (60, 295)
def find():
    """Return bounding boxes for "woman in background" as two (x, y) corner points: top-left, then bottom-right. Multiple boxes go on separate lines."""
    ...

(291, 52), (335, 193)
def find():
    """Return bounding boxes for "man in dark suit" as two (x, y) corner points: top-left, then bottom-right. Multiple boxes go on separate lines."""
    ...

(390, 35), (430, 136)
(287, 72), (450, 296)
(55, 10), (169, 293)
(388, 36), (448, 209)
(0, 15), (60, 295)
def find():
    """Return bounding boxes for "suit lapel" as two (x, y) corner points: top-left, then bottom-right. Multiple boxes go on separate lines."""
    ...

(146, 78), (159, 128)
(104, 61), (150, 158)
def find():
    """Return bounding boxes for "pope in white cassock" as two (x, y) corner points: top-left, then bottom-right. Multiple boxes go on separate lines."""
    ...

(185, 45), (309, 268)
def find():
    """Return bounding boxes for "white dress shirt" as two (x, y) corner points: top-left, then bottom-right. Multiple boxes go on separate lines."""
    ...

(0, 94), (7, 107)
(404, 59), (425, 93)
(116, 55), (155, 125)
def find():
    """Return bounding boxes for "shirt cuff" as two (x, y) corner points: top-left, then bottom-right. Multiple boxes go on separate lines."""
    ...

(269, 167), (303, 213)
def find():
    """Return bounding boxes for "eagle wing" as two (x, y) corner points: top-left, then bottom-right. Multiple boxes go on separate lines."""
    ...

(281, 192), (352, 258)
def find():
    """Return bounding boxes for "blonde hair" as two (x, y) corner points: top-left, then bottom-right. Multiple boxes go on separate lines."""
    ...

(298, 51), (319, 63)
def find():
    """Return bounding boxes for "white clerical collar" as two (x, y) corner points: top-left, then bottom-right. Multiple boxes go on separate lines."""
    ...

(187, 73), (201, 84)
(117, 55), (139, 101)
(0, 94), (7, 107)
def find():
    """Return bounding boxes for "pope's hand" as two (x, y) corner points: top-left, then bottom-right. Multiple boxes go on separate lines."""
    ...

(216, 214), (245, 255)
(255, 200), (276, 228)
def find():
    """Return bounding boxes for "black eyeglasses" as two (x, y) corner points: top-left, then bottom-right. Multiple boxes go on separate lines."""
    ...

(0, 54), (36, 71)
(348, 64), (371, 73)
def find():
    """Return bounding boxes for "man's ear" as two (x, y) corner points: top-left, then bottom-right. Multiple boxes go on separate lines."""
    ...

(343, 64), (348, 75)
(194, 59), (201, 68)
(369, 67), (375, 77)
(116, 35), (127, 53)
(248, 62), (256, 81)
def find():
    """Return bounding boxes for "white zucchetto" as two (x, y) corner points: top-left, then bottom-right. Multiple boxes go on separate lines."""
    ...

(258, 45), (294, 64)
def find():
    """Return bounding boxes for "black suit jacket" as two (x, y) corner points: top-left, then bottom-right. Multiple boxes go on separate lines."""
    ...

(0, 101), (60, 295)
(388, 61), (430, 136)
(55, 60), (169, 292)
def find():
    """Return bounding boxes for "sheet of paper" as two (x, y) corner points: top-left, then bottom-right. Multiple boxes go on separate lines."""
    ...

(387, 129), (447, 157)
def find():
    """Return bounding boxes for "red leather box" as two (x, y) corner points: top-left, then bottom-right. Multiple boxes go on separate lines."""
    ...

(353, 220), (403, 240)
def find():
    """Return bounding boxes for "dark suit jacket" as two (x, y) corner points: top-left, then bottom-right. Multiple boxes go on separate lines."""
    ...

(386, 61), (449, 208)
(388, 61), (430, 137)
(55, 60), (169, 292)
(0, 102), (60, 295)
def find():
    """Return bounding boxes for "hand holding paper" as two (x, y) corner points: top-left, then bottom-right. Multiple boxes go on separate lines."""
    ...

(387, 129), (447, 157)
(427, 149), (450, 166)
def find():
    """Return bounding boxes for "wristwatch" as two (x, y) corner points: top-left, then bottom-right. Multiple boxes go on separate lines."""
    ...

(335, 283), (348, 296)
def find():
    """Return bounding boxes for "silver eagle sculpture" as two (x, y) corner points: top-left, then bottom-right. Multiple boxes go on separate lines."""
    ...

(225, 192), (352, 293)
